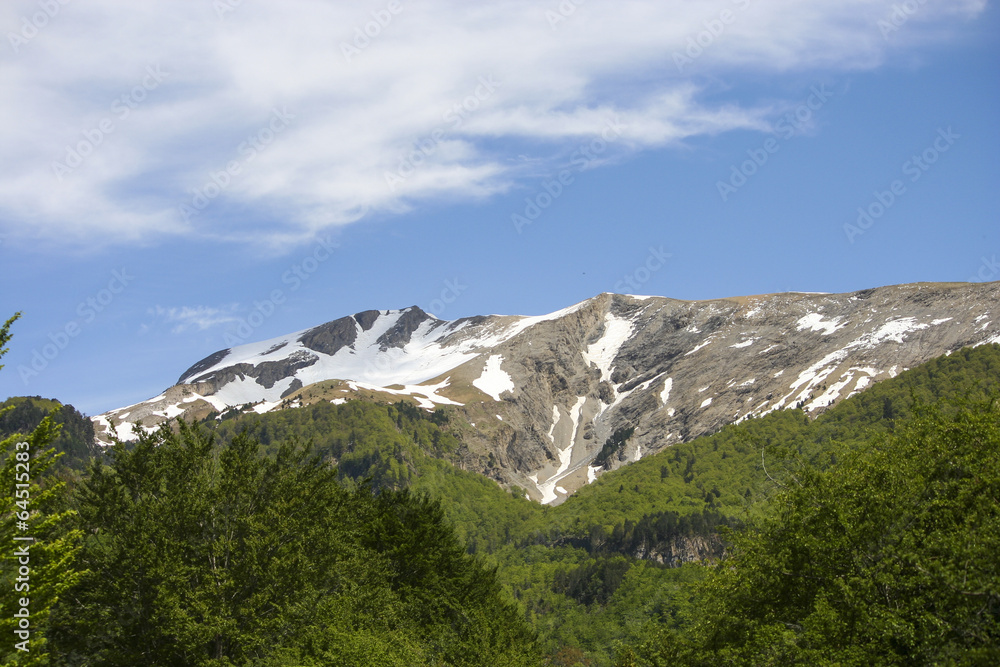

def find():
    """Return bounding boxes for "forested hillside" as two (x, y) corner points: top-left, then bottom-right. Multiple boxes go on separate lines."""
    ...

(181, 344), (1000, 662)
(0, 397), (96, 472)
(45, 424), (540, 666)
(2, 304), (998, 665)
(618, 397), (1000, 665)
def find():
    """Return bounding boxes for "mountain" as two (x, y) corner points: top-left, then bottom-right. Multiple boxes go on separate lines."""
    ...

(94, 281), (1000, 503)
(1, 396), (97, 471)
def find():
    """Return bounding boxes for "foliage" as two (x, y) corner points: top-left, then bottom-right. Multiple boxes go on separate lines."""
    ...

(0, 397), (97, 473)
(212, 400), (548, 554)
(561, 344), (1000, 534)
(0, 313), (84, 666)
(0, 313), (16, 369)
(554, 556), (634, 606)
(194, 344), (1000, 665)
(593, 427), (635, 470)
(48, 421), (541, 665)
(626, 398), (1000, 665)
(4, 295), (999, 667)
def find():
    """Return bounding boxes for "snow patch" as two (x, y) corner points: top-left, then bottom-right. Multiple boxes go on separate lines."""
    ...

(848, 376), (872, 397)
(659, 378), (672, 405)
(796, 313), (845, 335)
(582, 314), (636, 382)
(761, 348), (850, 416)
(685, 337), (714, 356)
(851, 318), (929, 349)
(473, 355), (515, 401)
(536, 396), (587, 505)
(599, 371), (664, 417)
(93, 415), (112, 444)
(251, 401), (279, 414)
(730, 338), (757, 349)
(213, 376), (299, 407)
(804, 372), (855, 412)
(566, 396), (587, 466)
(114, 420), (139, 441)
(154, 404), (187, 420)
(701, 397), (713, 408)
(173, 306), (550, 415)
(347, 378), (464, 410)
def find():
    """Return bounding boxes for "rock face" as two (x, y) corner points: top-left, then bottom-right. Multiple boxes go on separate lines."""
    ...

(94, 282), (1000, 504)
(635, 535), (726, 567)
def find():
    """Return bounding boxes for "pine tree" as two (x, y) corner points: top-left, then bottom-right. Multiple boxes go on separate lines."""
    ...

(0, 313), (84, 666)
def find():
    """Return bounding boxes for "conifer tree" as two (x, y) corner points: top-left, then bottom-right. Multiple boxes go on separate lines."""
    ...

(0, 313), (84, 666)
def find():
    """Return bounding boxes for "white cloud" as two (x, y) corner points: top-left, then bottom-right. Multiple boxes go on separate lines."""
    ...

(0, 0), (986, 249)
(150, 305), (241, 334)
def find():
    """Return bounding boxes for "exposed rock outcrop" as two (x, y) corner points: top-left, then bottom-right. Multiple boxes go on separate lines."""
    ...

(95, 281), (1000, 505)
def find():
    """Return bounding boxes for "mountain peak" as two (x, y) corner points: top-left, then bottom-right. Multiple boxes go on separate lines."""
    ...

(100, 281), (1000, 504)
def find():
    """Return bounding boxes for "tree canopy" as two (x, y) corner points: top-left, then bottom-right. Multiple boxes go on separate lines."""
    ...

(48, 422), (540, 666)
(626, 398), (1000, 665)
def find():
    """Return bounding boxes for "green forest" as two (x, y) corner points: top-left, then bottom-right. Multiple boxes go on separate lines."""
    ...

(2, 311), (998, 665)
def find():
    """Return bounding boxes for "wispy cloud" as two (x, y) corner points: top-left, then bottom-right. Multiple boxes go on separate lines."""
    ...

(0, 0), (986, 250)
(149, 305), (242, 335)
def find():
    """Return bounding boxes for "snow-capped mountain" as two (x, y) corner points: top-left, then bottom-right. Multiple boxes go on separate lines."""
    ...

(95, 281), (1000, 504)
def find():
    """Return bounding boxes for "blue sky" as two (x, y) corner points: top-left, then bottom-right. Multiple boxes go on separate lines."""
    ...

(1, 0), (997, 416)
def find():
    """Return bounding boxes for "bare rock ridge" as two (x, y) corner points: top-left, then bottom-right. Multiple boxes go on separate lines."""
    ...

(95, 281), (1000, 505)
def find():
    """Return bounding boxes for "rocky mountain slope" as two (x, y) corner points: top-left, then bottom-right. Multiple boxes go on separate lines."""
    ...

(94, 281), (1000, 504)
